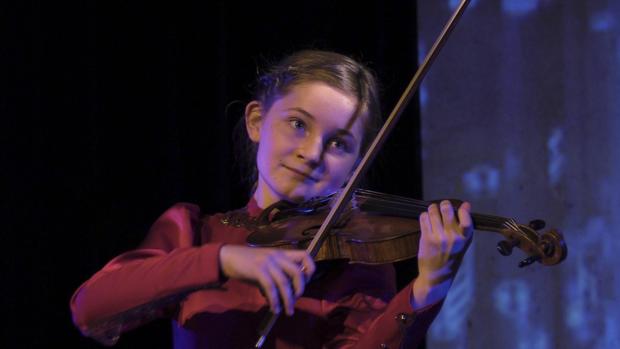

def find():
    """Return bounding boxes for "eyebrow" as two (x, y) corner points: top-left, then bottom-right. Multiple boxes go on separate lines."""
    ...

(286, 107), (357, 140)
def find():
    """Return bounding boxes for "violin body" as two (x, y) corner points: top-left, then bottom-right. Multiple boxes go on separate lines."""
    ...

(247, 207), (421, 265)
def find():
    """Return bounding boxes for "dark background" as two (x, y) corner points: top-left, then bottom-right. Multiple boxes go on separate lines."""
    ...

(3, 1), (425, 348)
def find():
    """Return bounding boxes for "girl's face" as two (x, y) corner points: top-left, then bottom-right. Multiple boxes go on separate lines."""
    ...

(246, 82), (366, 208)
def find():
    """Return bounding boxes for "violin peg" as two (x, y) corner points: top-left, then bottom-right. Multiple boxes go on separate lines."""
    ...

(497, 239), (518, 256)
(518, 254), (541, 268)
(528, 219), (546, 231)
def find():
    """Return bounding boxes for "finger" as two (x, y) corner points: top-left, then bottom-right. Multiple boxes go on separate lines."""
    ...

(256, 271), (281, 314)
(457, 201), (473, 237)
(418, 211), (432, 258)
(275, 254), (306, 297)
(267, 260), (295, 316)
(439, 200), (456, 229)
(419, 211), (431, 236)
(284, 250), (316, 280)
(428, 203), (446, 241)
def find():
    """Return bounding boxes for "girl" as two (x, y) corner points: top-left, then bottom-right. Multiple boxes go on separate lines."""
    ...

(71, 50), (473, 348)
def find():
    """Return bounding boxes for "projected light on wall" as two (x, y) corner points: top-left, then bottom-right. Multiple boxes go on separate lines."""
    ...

(565, 216), (620, 347)
(417, 40), (430, 110)
(428, 251), (475, 343)
(449, 0), (479, 11)
(419, 0), (620, 348)
(546, 128), (564, 186)
(502, 149), (522, 184)
(462, 165), (500, 198)
(501, 0), (538, 16)
(590, 11), (614, 32)
(493, 280), (550, 349)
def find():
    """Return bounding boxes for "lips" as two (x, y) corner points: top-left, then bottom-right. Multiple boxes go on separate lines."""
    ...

(282, 164), (319, 182)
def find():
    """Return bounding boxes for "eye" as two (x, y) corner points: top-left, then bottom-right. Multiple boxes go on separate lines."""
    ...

(328, 138), (351, 153)
(288, 118), (306, 131)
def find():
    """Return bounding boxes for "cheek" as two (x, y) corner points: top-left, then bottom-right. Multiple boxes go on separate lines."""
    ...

(256, 128), (290, 171)
(255, 141), (275, 174)
(260, 124), (289, 154)
(256, 127), (276, 160)
(326, 156), (357, 184)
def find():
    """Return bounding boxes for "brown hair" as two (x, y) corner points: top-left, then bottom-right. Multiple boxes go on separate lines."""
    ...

(236, 50), (382, 189)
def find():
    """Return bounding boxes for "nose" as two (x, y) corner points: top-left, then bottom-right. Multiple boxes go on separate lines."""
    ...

(297, 136), (324, 167)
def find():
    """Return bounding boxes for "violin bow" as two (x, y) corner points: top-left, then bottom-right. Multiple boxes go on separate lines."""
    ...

(254, 0), (472, 347)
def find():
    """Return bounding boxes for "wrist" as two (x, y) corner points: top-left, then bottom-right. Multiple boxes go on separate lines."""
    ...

(411, 276), (452, 310)
(218, 244), (230, 281)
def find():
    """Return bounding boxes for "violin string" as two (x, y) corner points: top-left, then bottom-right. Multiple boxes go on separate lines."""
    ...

(504, 219), (525, 234)
(353, 189), (515, 229)
(357, 188), (513, 226)
(355, 190), (428, 216)
(356, 189), (429, 209)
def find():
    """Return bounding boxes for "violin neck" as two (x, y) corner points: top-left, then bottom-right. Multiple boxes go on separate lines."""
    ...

(353, 189), (513, 233)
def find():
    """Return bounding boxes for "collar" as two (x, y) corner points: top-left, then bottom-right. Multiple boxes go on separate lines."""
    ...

(246, 196), (263, 218)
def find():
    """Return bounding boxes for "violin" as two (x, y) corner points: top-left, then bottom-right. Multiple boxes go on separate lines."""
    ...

(246, 189), (567, 268)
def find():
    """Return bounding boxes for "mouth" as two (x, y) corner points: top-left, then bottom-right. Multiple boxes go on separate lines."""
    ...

(282, 165), (320, 182)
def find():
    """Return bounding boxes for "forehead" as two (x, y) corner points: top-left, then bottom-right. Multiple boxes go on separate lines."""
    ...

(269, 82), (366, 138)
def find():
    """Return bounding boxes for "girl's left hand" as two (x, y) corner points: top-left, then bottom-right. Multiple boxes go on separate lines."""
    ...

(411, 200), (473, 309)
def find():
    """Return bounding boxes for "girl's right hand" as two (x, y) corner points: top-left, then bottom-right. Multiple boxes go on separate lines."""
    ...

(218, 245), (316, 316)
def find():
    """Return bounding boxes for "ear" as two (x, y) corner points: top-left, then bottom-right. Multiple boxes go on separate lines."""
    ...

(245, 101), (263, 143)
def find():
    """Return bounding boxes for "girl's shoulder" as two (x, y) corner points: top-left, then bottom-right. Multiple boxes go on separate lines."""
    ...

(138, 202), (205, 250)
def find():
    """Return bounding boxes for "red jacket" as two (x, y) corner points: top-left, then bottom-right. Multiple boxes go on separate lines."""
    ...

(71, 199), (443, 348)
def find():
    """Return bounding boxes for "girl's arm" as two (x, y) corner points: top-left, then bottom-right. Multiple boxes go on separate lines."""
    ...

(70, 203), (224, 345)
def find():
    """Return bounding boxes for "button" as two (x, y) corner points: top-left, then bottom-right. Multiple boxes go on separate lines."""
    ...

(379, 344), (389, 349)
(395, 313), (408, 324)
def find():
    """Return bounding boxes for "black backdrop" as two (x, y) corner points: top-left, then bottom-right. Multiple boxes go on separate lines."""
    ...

(3, 1), (424, 347)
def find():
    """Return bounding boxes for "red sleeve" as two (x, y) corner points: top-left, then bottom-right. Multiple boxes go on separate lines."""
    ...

(325, 266), (444, 349)
(351, 285), (443, 349)
(70, 203), (224, 345)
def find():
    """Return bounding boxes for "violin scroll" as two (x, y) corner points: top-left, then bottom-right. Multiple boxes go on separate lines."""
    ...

(494, 219), (567, 268)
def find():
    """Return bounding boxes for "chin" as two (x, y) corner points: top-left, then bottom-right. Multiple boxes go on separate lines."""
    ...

(278, 185), (324, 203)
